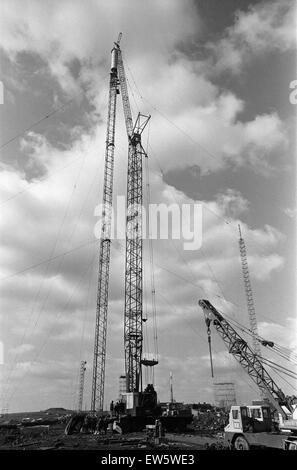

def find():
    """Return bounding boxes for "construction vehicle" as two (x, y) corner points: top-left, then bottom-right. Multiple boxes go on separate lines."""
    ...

(115, 385), (192, 433)
(199, 299), (297, 450)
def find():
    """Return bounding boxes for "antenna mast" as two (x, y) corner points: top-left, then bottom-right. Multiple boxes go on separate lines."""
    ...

(91, 34), (121, 412)
(78, 361), (87, 412)
(238, 225), (263, 365)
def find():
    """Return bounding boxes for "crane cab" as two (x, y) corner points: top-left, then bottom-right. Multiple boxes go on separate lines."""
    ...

(225, 405), (272, 434)
(225, 406), (250, 434)
(248, 405), (272, 432)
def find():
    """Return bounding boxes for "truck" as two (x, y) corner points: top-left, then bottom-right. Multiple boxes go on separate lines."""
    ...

(224, 403), (297, 449)
(199, 299), (297, 450)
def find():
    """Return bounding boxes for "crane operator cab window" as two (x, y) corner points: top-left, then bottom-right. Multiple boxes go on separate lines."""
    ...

(251, 408), (262, 420)
(228, 406), (250, 432)
(232, 410), (239, 420)
(249, 406), (272, 432)
(240, 407), (250, 432)
(261, 407), (272, 432)
(229, 407), (243, 431)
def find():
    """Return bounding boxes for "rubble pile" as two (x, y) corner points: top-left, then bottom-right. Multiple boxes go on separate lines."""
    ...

(191, 410), (228, 436)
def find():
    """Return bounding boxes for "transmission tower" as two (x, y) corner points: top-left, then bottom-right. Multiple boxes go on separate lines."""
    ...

(78, 361), (87, 412)
(238, 225), (262, 361)
(91, 34), (121, 412)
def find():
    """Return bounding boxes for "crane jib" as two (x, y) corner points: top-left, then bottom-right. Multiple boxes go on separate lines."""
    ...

(198, 299), (293, 419)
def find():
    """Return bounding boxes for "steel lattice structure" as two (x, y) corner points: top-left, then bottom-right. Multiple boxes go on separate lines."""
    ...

(117, 51), (133, 137)
(238, 225), (262, 361)
(123, 115), (150, 393)
(199, 299), (290, 418)
(91, 36), (151, 411)
(78, 361), (87, 412)
(91, 40), (120, 412)
(117, 50), (150, 394)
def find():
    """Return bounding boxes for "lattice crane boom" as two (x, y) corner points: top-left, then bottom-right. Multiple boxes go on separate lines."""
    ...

(78, 361), (87, 412)
(91, 38), (120, 412)
(198, 299), (292, 420)
(238, 225), (262, 360)
(117, 51), (133, 138)
(117, 52), (150, 393)
(91, 35), (151, 410)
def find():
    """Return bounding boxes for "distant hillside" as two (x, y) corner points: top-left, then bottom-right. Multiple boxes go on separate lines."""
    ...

(43, 408), (72, 414)
(0, 407), (74, 423)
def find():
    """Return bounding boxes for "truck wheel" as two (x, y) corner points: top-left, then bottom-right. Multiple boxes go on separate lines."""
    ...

(234, 436), (250, 450)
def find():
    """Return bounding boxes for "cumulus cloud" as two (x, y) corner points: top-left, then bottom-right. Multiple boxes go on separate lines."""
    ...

(9, 344), (34, 355)
(0, 146), (287, 408)
(0, 0), (199, 99)
(283, 207), (297, 219)
(258, 318), (297, 389)
(0, 0), (292, 411)
(259, 317), (297, 353)
(208, 0), (296, 74)
(147, 93), (287, 174)
(201, 350), (237, 371)
(0, 0), (289, 177)
(215, 189), (250, 218)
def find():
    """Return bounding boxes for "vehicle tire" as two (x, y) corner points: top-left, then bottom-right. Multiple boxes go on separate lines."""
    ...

(234, 435), (250, 450)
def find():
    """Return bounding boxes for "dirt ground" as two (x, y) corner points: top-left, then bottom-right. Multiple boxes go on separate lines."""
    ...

(0, 408), (226, 450)
(0, 423), (221, 450)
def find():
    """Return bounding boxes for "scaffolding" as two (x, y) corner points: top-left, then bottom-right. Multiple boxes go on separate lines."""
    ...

(214, 381), (236, 410)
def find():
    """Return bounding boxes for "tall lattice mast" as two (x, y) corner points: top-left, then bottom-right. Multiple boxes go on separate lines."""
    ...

(117, 52), (150, 393)
(170, 372), (174, 404)
(238, 225), (262, 361)
(78, 361), (87, 412)
(91, 35), (121, 412)
(91, 36), (151, 410)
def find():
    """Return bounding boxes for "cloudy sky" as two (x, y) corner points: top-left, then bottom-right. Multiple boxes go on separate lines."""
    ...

(0, 0), (296, 413)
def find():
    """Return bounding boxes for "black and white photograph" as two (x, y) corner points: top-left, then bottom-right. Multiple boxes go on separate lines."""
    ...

(0, 0), (296, 460)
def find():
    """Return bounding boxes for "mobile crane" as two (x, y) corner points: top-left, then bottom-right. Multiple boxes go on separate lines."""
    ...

(199, 299), (297, 450)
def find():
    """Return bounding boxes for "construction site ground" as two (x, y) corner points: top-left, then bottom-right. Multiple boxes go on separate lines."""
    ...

(0, 407), (229, 450)
(0, 423), (221, 450)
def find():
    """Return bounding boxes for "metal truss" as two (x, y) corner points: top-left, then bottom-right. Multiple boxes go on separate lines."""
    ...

(199, 299), (289, 417)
